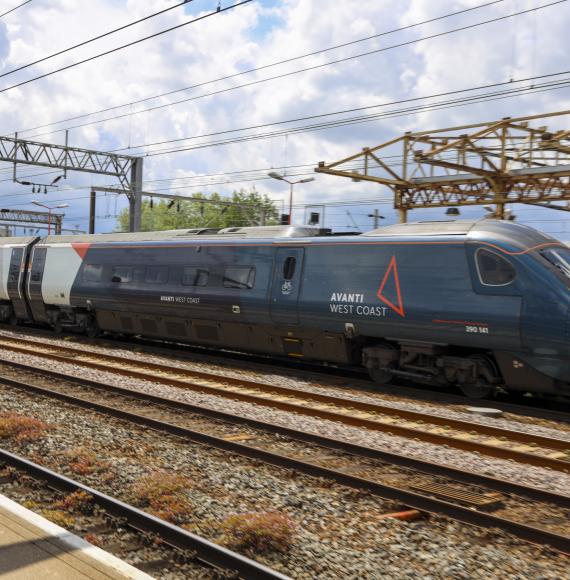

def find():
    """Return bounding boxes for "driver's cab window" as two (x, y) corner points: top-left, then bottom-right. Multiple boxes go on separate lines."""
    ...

(476, 249), (516, 286)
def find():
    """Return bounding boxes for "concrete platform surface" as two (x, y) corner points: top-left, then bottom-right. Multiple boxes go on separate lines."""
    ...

(0, 493), (153, 579)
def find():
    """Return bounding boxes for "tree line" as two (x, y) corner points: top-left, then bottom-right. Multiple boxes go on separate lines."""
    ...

(116, 188), (280, 232)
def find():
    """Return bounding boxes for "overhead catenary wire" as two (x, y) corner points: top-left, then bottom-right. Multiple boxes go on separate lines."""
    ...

(12, 0), (509, 136)
(0, 0), (253, 96)
(115, 70), (570, 154)
(17, 0), (565, 141)
(0, 0), (31, 19)
(1, 72), (570, 193)
(4, 67), (567, 187)
(139, 76), (570, 156)
(0, 0), (194, 80)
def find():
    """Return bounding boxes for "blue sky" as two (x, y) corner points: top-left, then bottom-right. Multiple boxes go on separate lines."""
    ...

(0, 0), (568, 238)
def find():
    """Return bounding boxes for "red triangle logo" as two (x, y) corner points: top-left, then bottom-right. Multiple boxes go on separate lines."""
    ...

(72, 242), (91, 260)
(376, 256), (405, 318)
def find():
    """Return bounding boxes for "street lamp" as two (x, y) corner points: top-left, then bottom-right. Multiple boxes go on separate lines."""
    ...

(267, 172), (315, 225)
(32, 201), (69, 235)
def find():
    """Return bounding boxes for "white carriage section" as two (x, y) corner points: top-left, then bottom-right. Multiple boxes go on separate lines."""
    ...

(0, 246), (14, 300)
(0, 238), (36, 301)
(40, 244), (83, 306)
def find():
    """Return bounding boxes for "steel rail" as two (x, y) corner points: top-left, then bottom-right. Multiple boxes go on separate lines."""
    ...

(0, 335), (565, 447)
(2, 325), (570, 425)
(0, 337), (568, 472)
(0, 365), (569, 553)
(0, 448), (290, 580)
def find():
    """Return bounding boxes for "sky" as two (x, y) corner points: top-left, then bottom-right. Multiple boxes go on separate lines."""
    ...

(0, 0), (569, 237)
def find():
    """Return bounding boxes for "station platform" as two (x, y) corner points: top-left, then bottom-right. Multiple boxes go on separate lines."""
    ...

(0, 493), (151, 579)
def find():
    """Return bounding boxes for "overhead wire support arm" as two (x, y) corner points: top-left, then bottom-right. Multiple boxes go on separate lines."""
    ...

(316, 110), (570, 222)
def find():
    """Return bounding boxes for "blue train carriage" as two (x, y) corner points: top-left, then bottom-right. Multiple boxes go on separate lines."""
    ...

(0, 221), (568, 399)
(301, 220), (570, 398)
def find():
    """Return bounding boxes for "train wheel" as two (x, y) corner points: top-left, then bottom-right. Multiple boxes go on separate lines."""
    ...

(368, 368), (394, 385)
(85, 320), (99, 338)
(460, 355), (497, 399)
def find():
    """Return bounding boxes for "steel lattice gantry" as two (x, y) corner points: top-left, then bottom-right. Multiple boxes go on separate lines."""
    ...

(0, 208), (64, 234)
(315, 110), (570, 222)
(0, 135), (144, 231)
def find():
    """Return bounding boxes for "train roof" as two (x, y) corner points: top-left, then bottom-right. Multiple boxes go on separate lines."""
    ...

(0, 220), (563, 252)
(363, 219), (561, 251)
(37, 225), (332, 244)
(362, 220), (478, 236)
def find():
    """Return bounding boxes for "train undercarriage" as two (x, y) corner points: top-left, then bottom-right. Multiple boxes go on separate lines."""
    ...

(362, 341), (500, 399)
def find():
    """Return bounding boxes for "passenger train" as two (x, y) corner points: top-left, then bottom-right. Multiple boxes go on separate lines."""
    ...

(0, 219), (568, 399)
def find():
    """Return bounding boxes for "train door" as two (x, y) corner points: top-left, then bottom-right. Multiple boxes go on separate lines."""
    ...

(27, 246), (49, 323)
(270, 247), (304, 325)
(7, 245), (34, 321)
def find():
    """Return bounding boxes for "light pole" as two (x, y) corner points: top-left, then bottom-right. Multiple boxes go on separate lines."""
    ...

(268, 172), (315, 225)
(32, 201), (68, 235)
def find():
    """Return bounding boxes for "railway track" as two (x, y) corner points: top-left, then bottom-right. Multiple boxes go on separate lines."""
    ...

(116, 334), (570, 424)
(2, 324), (569, 426)
(0, 359), (568, 554)
(0, 334), (569, 474)
(0, 448), (289, 579)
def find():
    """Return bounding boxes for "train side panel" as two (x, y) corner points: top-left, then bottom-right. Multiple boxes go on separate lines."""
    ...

(68, 241), (285, 352)
(299, 240), (523, 351)
(40, 244), (83, 306)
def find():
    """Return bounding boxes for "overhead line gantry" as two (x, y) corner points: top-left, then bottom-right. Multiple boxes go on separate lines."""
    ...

(1, 134), (143, 231)
(316, 110), (570, 222)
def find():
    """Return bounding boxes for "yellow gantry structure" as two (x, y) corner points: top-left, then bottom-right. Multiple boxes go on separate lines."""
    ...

(315, 110), (570, 222)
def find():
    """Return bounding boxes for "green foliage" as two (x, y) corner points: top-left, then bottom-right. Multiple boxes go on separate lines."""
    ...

(220, 512), (296, 555)
(115, 188), (279, 232)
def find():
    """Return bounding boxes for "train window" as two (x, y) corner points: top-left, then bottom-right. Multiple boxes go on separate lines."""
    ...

(83, 264), (103, 282)
(182, 267), (209, 286)
(111, 266), (132, 283)
(476, 249), (516, 286)
(223, 267), (255, 289)
(283, 257), (296, 280)
(541, 248), (570, 280)
(145, 266), (168, 284)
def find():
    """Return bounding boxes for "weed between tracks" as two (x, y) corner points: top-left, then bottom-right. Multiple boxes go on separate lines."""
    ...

(39, 509), (77, 528)
(130, 471), (297, 554)
(130, 471), (194, 524)
(219, 512), (296, 555)
(0, 412), (50, 441)
(55, 490), (95, 514)
(61, 447), (112, 477)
